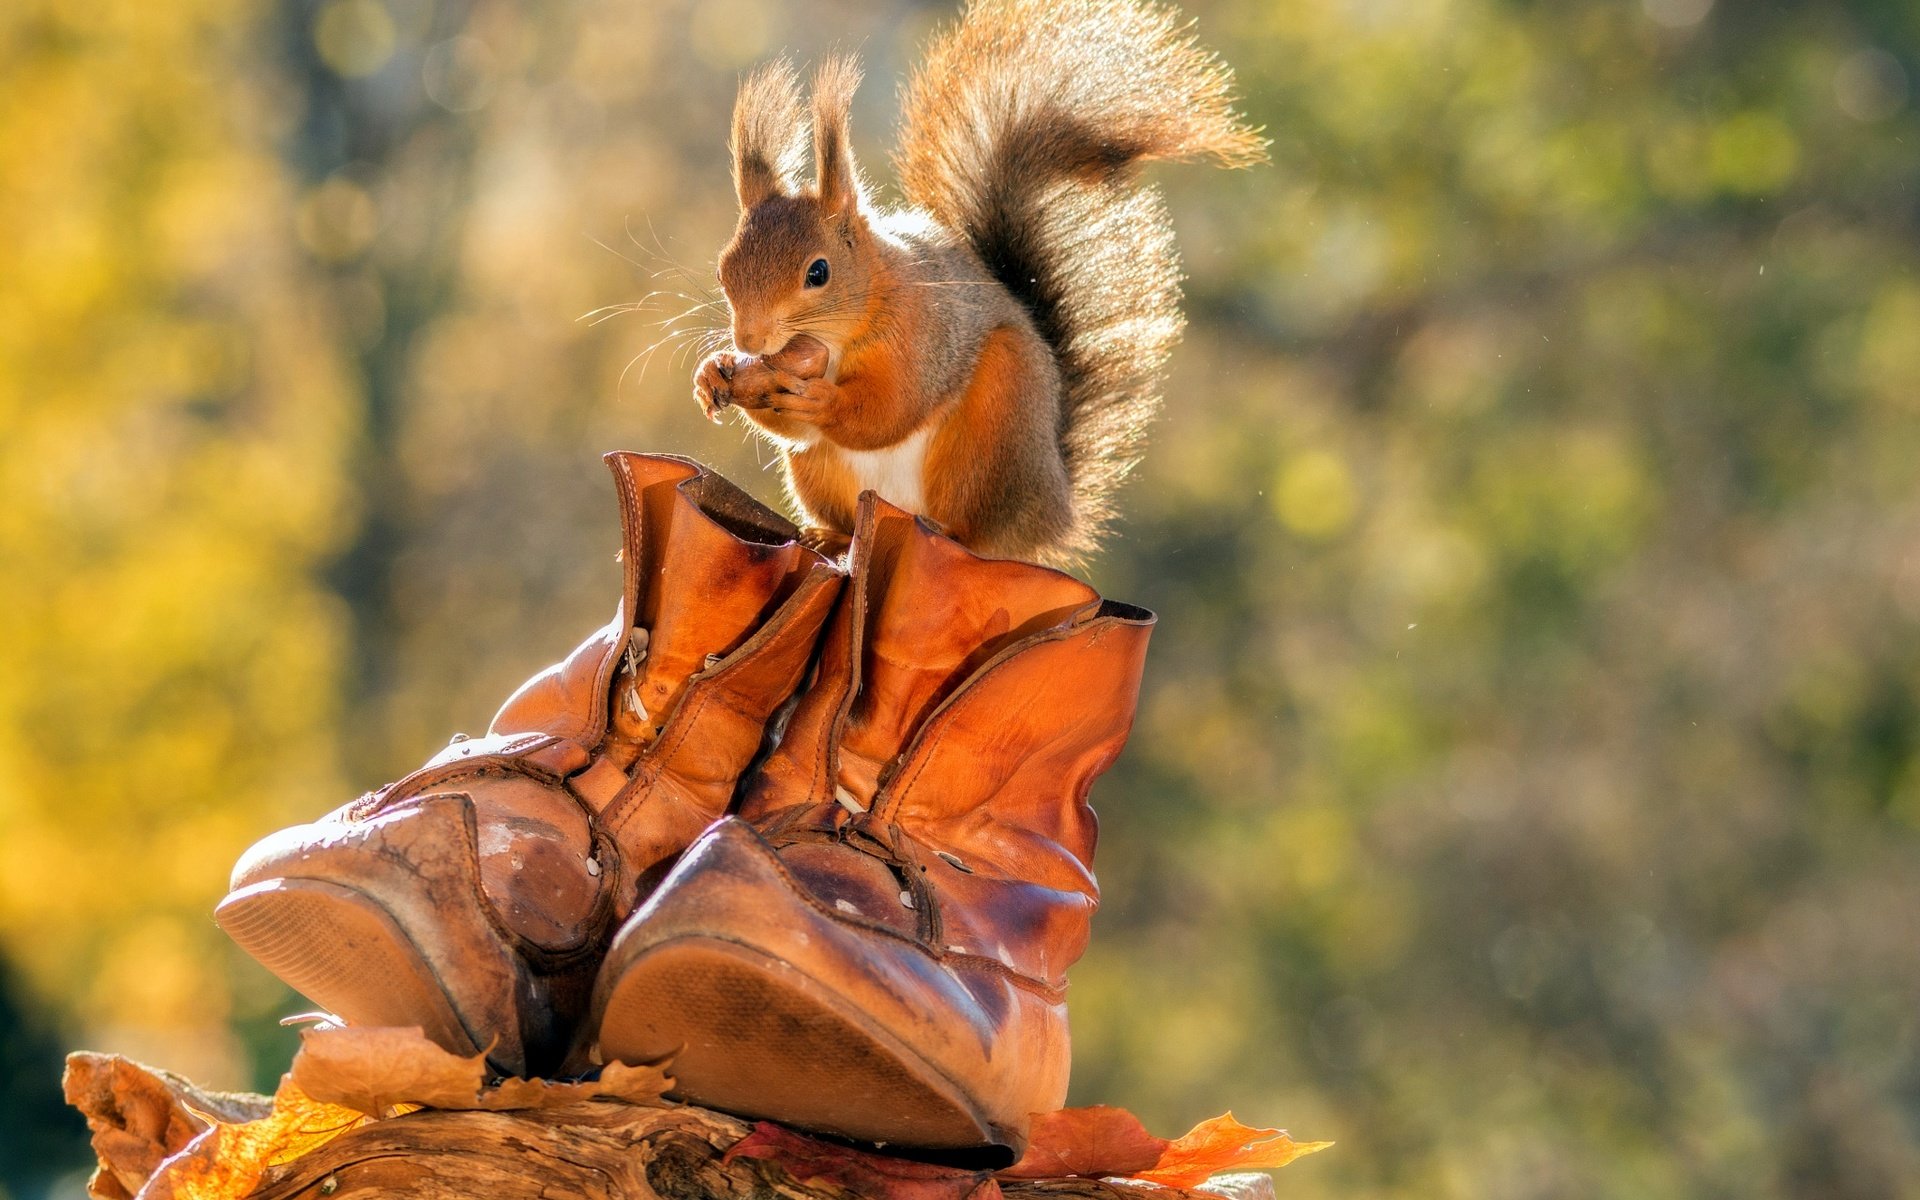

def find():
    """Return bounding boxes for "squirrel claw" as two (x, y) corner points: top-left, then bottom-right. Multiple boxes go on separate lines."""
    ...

(694, 350), (739, 421)
(696, 385), (730, 421)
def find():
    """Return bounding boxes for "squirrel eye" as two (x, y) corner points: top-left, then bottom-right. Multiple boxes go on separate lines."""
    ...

(805, 258), (830, 288)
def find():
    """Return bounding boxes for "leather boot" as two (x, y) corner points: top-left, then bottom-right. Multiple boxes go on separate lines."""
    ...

(590, 495), (1153, 1162)
(216, 453), (842, 1076)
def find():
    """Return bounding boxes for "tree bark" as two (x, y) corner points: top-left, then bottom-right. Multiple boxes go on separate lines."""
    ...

(64, 1053), (1276, 1200)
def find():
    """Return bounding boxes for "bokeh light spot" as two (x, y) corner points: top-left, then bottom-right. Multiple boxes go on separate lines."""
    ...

(1274, 450), (1359, 540)
(1641, 0), (1712, 29)
(424, 35), (498, 113)
(1708, 112), (1799, 195)
(1834, 49), (1909, 123)
(1857, 283), (1920, 407)
(295, 177), (380, 262)
(313, 0), (397, 80)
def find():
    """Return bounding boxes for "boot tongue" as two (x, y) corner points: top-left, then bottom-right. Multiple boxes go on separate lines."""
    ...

(622, 470), (811, 744)
(834, 511), (1098, 801)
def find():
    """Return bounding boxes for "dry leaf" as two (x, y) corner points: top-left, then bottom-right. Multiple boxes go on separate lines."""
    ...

(1001, 1107), (1328, 1187)
(139, 1080), (368, 1200)
(474, 1060), (674, 1109)
(291, 1025), (672, 1115)
(289, 1025), (486, 1114)
(1131, 1114), (1332, 1188)
(726, 1121), (1002, 1200)
(1001, 1106), (1168, 1179)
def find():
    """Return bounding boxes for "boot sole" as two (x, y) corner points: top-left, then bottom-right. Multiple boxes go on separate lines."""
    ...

(217, 877), (481, 1058)
(597, 935), (1008, 1160)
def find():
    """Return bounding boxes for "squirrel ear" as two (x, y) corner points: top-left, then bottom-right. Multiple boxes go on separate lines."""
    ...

(731, 58), (808, 209)
(810, 55), (863, 218)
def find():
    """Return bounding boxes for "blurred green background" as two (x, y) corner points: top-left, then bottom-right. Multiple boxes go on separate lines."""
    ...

(3, 0), (1918, 1194)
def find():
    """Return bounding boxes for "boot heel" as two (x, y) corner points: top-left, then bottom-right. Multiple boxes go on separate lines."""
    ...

(217, 877), (479, 1059)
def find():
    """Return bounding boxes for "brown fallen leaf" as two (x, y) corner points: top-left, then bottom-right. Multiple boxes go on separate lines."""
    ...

(1130, 1114), (1331, 1188)
(1000, 1105), (1168, 1179)
(287, 1025), (483, 1115)
(726, 1121), (1002, 1200)
(474, 1060), (674, 1110)
(139, 1079), (368, 1200)
(1000, 1107), (1329, 1187)
(290, 1025), (672, 1116)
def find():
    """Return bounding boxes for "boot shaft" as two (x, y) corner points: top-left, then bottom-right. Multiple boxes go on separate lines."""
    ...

(478, 453), (842, 893)
(745, 498), (1115, 820)
(492, 452), (834, 754)
(741, 497), (1154, 986)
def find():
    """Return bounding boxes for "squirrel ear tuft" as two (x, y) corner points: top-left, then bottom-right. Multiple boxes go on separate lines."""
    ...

(731, 58), (808, 209)
(810, 55), (864, 218)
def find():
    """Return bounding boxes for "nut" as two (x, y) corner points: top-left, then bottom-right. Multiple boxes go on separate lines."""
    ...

(765, 333), (830, 379)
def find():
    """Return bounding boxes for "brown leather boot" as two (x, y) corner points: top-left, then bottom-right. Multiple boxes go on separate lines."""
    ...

(590, 496), (1153, 1162)
(216, 453), (842, 1076)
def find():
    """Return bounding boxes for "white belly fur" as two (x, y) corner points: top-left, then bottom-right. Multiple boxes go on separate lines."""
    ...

(840, 426), (933, 515)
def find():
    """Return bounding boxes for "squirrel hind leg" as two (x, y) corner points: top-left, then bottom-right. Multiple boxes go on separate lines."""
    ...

(962, 485), (1080, 567)
(922, 329), (1080, 566)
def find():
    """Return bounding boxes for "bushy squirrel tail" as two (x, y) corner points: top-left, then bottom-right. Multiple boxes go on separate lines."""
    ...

(895, 0), (1264, 558)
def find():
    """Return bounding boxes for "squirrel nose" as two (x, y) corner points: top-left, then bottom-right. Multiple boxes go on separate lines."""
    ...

(734, 325), (767, 355)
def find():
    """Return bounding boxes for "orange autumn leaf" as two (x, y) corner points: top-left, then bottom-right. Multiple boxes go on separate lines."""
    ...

(1001, 1106), (1168, 1179)
(1002, 1107), (1328, 1185)
(140, 1080), (368, 1200)
(1131, 1113), (1332, 1188)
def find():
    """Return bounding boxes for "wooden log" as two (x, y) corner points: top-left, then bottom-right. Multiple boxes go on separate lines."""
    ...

(64, 1053), (271, 1200)
(64, 1052), (1277, 1200)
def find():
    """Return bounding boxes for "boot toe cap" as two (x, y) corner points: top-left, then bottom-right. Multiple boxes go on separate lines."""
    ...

(592, 818), (1067, 1160)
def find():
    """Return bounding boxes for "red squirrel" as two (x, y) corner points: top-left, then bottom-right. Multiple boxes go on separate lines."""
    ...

(693, 0), (1264, 565)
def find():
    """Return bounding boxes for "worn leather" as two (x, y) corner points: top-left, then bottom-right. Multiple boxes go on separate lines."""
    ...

(220, 453), (842, 1076)
(598, 495), (1153, 1152)
(478, 452), (844, 911)
(741, 497), (1153, 988)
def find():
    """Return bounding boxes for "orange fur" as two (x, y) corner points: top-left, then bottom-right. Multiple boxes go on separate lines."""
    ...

(785, 445), (863, 534)
(923, 328), (1030, 549)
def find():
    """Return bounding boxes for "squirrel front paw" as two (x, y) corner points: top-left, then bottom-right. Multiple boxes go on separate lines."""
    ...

(726, 357), (794, 408)
(693, 351), (738, 423)
(728, 364), (838, 424)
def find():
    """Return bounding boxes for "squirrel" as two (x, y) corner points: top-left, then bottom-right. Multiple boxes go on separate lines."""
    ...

(692, 0), (1265, 566)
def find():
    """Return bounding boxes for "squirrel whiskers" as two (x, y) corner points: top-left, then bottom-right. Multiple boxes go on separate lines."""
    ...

(692, 0), (1264, 566)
